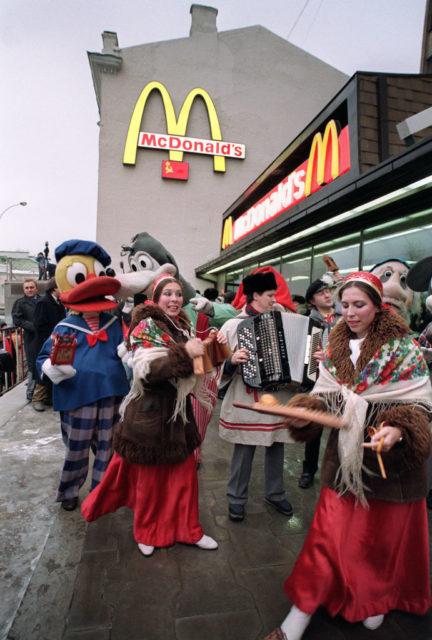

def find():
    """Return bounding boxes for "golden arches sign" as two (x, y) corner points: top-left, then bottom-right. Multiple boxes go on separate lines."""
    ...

(221, 216), (233, 249)
(123, 81), (226, 172)
(304, 119), (339, 196)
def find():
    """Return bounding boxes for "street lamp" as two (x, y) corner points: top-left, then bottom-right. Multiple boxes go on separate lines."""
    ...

(0, 201), (27, 221)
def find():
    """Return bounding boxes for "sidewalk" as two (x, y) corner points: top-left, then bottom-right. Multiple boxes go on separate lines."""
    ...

(2, 387), (432, 639)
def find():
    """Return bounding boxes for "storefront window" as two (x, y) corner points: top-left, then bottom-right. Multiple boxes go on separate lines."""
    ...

(362, 209), (432, 269)
(281, 249), (311, 297)
(312, 232), (361, 281)
(225, 267), (243, 290)
(261, 256), (281, 272)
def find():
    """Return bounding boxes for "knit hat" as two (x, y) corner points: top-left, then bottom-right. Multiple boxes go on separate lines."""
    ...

(305, 279), (329, 303)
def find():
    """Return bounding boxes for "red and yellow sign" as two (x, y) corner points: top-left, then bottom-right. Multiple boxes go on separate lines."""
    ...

(123, 81), (245, 178)
(162, 160), (189, 180)
(221, 121), (350, 249)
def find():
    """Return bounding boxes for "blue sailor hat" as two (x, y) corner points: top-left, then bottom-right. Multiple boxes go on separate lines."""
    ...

(55, 239), (112, 267)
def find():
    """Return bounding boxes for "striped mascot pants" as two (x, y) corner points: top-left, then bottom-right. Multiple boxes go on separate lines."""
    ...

(57, 396), (123, 502)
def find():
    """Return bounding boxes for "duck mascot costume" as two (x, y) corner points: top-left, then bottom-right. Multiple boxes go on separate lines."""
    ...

(37, 239), (131, 511)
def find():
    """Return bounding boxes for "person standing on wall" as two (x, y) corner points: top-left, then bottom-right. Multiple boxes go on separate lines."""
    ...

(12, 279), (41, 401)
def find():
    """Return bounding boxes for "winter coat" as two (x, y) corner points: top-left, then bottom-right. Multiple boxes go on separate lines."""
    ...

(113, 304), (201, 466)
(12, 294), (40, 366)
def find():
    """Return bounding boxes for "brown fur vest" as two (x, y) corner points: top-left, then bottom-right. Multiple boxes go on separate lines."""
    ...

(114, 304), (201, 465)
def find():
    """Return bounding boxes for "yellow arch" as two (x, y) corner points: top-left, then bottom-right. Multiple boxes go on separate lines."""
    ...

(304, 120), (339, 196)
(123, 81), (225, 171)
(221, 216), (233, 249)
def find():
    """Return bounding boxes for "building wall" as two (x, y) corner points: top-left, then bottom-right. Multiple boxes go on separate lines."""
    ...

(358, 74), (432, 172)
(92, 6), (347, 288)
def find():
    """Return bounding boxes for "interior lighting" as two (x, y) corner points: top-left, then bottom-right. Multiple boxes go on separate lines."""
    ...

(204, 174), (432, 277)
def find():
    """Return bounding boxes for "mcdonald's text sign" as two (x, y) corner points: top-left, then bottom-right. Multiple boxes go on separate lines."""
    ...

(221, 121), (350, 249)
(124, 81), (246, 178)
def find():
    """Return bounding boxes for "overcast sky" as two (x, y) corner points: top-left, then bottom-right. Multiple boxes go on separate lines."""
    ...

(0, 0), (427, 258)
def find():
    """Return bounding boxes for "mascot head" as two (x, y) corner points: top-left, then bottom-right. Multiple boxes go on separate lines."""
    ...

(120, 232), (196, 303)
(407, 256), (432, 313)
(55, 239), (120, 312)
(369, 258), (413, 320)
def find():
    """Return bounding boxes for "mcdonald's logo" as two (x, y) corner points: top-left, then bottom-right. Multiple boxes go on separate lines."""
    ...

(304, 120), (339, 196)
(221, 216), (233, 249)
(221, 121), (350, 250)
(123, 81), (245, 173)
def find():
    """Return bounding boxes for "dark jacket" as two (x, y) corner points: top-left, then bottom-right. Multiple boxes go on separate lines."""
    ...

(34, 293), (66, 343)
(33, 292), (66, 381)
(11, 294), (40, 366)
(288, 308), (432, 503)
(114, 304), (201, 466)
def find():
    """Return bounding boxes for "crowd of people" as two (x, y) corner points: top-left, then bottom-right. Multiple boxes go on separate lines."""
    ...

(6, 243), (432, 638)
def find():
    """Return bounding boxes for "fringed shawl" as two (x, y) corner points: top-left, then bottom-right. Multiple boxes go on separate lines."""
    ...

(121, 311), (214, 423)
(311, 308), (432, 505)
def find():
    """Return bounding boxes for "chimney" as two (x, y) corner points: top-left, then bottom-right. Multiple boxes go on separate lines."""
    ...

(102, 31), (119, 53)
(190, 4), (218, 36)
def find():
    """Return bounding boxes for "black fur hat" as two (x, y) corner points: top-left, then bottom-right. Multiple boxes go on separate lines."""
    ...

(242, 271), (277, 295)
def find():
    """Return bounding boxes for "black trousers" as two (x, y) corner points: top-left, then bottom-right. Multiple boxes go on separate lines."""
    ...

(301, 429), (323, 475)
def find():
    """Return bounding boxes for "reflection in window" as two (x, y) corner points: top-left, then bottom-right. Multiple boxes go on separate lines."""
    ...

(281, 249), (311, 297)
(313, 232), (360, 280)
(362, 209), (432, 269)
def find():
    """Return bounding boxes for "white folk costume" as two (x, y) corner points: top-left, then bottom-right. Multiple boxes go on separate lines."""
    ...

(283, 298), (432, 626)
(218, 269), (301, 514)
(219, 310), (296, 447)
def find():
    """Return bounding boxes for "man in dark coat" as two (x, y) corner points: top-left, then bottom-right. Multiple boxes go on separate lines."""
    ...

(31, 278), (66, 411)
(12, 279), (41, 400)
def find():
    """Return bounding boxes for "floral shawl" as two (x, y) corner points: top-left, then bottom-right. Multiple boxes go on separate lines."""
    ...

(312, 334), (432, 505)
(121, 315), (212, 423)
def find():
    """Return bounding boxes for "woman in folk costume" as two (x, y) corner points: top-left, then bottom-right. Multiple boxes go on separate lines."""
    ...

(82, 274), (220, 557)
(265, 272), (432, 640)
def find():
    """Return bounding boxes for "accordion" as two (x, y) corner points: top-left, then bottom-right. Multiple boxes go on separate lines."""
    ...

(237, 311), (321, 390)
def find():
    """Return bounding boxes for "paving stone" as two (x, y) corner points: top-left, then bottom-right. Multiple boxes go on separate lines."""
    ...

(66, 550), (116, 630)
(176, 609), (262, 640)
(3, 390), (432, 640)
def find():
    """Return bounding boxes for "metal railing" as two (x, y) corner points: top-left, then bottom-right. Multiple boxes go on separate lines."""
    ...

(0, 326), (27, 395)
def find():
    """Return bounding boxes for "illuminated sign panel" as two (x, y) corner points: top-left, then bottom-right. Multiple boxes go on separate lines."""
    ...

(221, 121), (350, 249)
(124, 81), (245, 177)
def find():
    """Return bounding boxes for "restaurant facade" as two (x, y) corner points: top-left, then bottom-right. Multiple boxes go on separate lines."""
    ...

(196, 72), (432, 297)
(88, 4), (347, 285)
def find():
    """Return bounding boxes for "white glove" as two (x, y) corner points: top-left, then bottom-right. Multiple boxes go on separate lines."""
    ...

(189, 297), (214, 316)
(41, 359), (76, 384)
(117, 341), (133, 369)
(421, 347), (432, 363)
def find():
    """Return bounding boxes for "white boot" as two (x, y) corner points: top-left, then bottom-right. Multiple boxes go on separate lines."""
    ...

(138, 542), (155, 557)
(280, 605), (312, 640)
(195, 534), (218, 550)
(363, 614), (384, 630)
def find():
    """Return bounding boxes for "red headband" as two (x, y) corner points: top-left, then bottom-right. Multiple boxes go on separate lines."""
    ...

(151, 273), (178, 300)
(344, 271), (383, 299)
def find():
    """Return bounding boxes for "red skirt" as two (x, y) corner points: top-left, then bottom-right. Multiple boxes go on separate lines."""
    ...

(81, 452), (203, 547)
(285, 486), (431, 622)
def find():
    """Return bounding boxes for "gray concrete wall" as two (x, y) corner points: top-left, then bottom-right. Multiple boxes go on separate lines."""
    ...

(93, 7), (347, 288)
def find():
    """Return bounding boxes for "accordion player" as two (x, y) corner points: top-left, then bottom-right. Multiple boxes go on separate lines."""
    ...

(237, 310), (321, 390)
